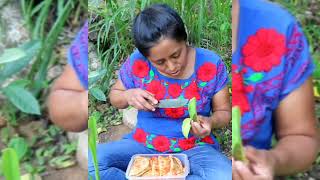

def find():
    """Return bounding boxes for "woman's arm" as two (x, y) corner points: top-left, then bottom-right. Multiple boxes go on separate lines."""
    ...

(191, 86), (231, 137)
(211, 86), (232, 128)
(48, 65), (88, 132)
(271, 77), (319, 175)
(109, 79), (158, 111)
(233, 78), (319, 179)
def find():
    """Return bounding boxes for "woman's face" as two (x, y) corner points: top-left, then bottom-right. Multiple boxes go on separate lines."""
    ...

(147, 38), (188, 78)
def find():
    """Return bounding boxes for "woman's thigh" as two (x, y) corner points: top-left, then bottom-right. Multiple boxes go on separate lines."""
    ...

(182, 145), (232, 180)
(88, 138), (156, 172)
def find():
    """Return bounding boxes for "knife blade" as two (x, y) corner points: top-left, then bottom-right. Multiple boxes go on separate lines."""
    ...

(156, 98), (189, 108)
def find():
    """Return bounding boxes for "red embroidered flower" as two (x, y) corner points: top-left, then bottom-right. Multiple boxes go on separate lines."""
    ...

(178, 137), (196, 150)
(152, 136), (171, 152)
(185, 81), (200, 100)
(242, 28), (286, 72)
(197, 62), (217, 82)
(164, 107), (185, 119)
(133, 128), (147, 143)
(168, 83), (182, 98)
(200, 136), (215, 144)
(146, 80), (166, 100)
(232, 73), (252, 113)
(132, 60), (150, 78)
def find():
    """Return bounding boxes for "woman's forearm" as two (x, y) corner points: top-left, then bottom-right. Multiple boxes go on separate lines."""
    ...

(211, 110), (231, 128)
(270, 135), (319, 175)
(48, 89), (88, 132)
(109, 89), (129, 109)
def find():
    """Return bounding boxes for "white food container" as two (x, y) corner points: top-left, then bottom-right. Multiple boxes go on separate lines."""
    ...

(125, 153), (190, 180)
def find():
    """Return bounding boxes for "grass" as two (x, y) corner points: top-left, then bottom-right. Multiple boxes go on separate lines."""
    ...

(88, 0), (231, 144)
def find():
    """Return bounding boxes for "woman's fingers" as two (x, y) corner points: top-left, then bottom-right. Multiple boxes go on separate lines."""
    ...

(136, 95), (156, 111)
(143, 91), (158, 105)
(191, 122), (208, 138)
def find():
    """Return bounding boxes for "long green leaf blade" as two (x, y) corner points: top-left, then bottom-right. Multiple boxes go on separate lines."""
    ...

(232, 106), (247, 161)
(2, 148), (21, 180)
(0, 48), (26, 64)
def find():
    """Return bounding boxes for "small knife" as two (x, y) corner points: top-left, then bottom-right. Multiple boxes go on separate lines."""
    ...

(156, 98), (189, 108)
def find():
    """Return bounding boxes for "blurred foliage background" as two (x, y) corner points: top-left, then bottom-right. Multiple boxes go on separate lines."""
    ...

(0, 0), (87, 179)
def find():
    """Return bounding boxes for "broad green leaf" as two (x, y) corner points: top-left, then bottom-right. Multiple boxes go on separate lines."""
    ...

(188, 97), (197, 121)
(2, 148), (21, 180)
(8, 137), (29, 160)
(182, 118), (192, 139)
(0, 158), (2, 175)
(246, 73), (264, 82)
(0, 48), (26, 64)
(232, 106), (247, 162)
(2, 85), (40, 115)
(89, 69), (107, 87)
(0, 40), (41, 84)
(9, 79), (31, 88)
(89, 112), (101, 180)
(89, 87), (106, 101)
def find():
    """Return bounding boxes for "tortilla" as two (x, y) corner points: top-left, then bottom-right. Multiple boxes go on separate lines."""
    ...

(151, 157), (160, 176)
(170, 156), (184, 175)
(158, 156), (171, 176)
(129, 156), (150, 176)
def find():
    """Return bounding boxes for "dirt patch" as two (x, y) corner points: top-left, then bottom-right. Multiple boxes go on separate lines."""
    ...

(42, 166), (87, 180)
(99, 124), (132, 143)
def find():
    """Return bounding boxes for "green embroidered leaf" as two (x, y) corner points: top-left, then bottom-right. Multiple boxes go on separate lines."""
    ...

(145, 78), (152, 84)
(246, 73), (264, 82)
(182, 82), (189, 88)
(232, 106), (247, 162)
(147, 144), (154, 149)
(182, 118), (192, 139)
(197, 142), (206, 145)
(164, 82), (168, 86)
(188, 97), (197, 121)
(174, 148), (181, 152)
(149, 70), (155, 78)
(199, 82), (207, 87)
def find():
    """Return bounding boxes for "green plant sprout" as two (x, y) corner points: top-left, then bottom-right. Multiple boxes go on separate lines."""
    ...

(182, 97), (198, 138)
(89, 112), (101, 180)
(1, 148), (21, 180)
(232, 106), (247, 162)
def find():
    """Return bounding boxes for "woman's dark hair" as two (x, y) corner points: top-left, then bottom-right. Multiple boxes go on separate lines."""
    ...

(132, 4), (187, 57)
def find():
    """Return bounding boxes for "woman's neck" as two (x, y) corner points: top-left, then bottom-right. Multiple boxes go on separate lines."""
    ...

(232, 0), (239, 54)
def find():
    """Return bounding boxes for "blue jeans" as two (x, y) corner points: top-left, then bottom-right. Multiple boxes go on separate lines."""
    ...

(88, 138), (231, 180)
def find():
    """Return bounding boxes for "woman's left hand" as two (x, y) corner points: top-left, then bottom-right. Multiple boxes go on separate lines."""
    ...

(232, 146), (276, 180)
(190, 115), (212, 138)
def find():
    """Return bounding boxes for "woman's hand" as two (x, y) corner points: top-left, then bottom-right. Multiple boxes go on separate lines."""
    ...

(124, 88), (158, 111)
(232, 146), (276, 180)
(190, 115), (212, 138)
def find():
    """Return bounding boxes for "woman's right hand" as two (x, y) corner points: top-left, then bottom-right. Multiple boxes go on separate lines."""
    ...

(124, 88), (158, 111)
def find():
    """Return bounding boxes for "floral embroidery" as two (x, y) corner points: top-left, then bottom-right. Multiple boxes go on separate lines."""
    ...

(197, 62), (217, 82)
(168, 83), (183, 98)
(146, 80), (166, 100)
(132, 60), (150, 78)
(164, 107), (185, 119)
(178, 137), (196, 150)
(133, 128), (216, 152)
(201, 135), (215, 144)
(152, 135), (171, 152)
(185, 81), (201, 100)
(133, 128), (147, 143)
(242, 28), (286, 72)
(232, 67), (253, 114)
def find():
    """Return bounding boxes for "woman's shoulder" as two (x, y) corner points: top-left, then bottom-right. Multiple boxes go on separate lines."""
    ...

(241, 0), (297, 29)
(195, 47), (222, 64)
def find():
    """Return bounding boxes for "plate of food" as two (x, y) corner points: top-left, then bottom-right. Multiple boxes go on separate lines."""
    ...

(125, 154), (189, 180)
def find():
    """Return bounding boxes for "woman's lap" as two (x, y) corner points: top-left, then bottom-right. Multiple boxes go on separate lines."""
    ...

(88, 139), (231, 180)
